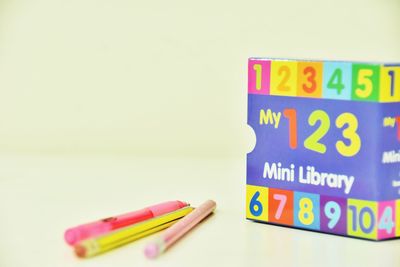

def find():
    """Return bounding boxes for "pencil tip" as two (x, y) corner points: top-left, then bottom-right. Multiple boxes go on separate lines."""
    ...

(74, 245), (87, 258)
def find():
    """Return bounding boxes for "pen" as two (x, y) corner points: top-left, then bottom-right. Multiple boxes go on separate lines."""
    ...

(144, 200), (216, 259)
(65, 200), (188, 245)
(74, 206), (194, 258)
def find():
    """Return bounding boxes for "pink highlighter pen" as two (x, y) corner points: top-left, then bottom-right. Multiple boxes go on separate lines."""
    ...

(64, 200), (188, 245)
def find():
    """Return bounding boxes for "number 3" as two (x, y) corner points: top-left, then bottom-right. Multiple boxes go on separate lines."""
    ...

(303, 66), (317, 93)
(336, 113), (361, 157)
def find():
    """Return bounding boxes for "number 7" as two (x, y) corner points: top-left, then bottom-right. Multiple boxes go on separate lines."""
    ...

(273, 194), (287, 219)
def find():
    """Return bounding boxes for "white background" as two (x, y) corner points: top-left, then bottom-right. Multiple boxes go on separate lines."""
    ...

(0, 0), (399, 156)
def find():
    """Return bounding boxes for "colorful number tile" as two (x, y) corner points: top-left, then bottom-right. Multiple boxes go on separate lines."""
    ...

(323, 62), (352, 100)
(270, 61), (297, 96)
(297, 61), (323, 98)
(268, 188), (294, 226)
(246, 185), (269, 222)
(379, 65), (400, 102)
(320, 196), (347, 235)
(248, 59), (271, 95)
(294, 192), (320, 230)
(396, 200), (400, 237)
(347, 199), (377, 240)
(377, 201), (396, 239)
(351, 64), (380, 102)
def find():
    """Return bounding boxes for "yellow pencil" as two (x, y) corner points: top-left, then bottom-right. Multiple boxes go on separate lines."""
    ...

(74, 206), (194, 258)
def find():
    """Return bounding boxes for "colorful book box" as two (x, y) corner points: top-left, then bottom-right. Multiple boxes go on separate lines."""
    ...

(246, 58), (400, 240)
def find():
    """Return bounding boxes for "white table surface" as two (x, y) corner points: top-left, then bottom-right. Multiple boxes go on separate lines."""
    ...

(0, 154), (399, 267)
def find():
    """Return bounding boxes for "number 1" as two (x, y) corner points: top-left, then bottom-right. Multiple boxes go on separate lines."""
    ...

(253, 64), (262, 90)
(388, 70), (395, 97)
(283, 108), (298, 149)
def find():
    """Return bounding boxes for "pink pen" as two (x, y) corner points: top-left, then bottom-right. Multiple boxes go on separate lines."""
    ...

(144, 200), (216, 259)
(64, 200), (188, 245)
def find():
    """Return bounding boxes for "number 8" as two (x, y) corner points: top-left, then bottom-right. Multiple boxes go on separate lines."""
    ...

(299, 198), (314, 225)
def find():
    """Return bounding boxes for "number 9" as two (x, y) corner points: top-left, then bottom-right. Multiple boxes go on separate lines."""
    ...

(324, 201), (341, 229)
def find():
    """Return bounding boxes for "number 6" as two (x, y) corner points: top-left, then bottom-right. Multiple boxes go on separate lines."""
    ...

(250, 191), (263, 216)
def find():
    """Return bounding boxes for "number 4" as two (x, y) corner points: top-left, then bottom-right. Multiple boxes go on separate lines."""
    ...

(327, 68), (345, 95)
(378, 206), (395, 234)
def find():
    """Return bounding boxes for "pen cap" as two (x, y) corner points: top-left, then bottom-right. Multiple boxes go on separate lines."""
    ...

(65, 223), (110, 245)
(149, 201), (187, 216)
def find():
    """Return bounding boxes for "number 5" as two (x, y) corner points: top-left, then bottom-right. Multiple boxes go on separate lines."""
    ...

(355, 69), (373, 98)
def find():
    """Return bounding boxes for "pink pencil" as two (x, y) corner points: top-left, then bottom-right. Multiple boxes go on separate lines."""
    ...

(64, 200), (188, 245)
(144, 200), (216, 259)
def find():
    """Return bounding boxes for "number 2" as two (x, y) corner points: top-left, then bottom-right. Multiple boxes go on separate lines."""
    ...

(304, 110), (330, 154)
(278, 66), (291, 91)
